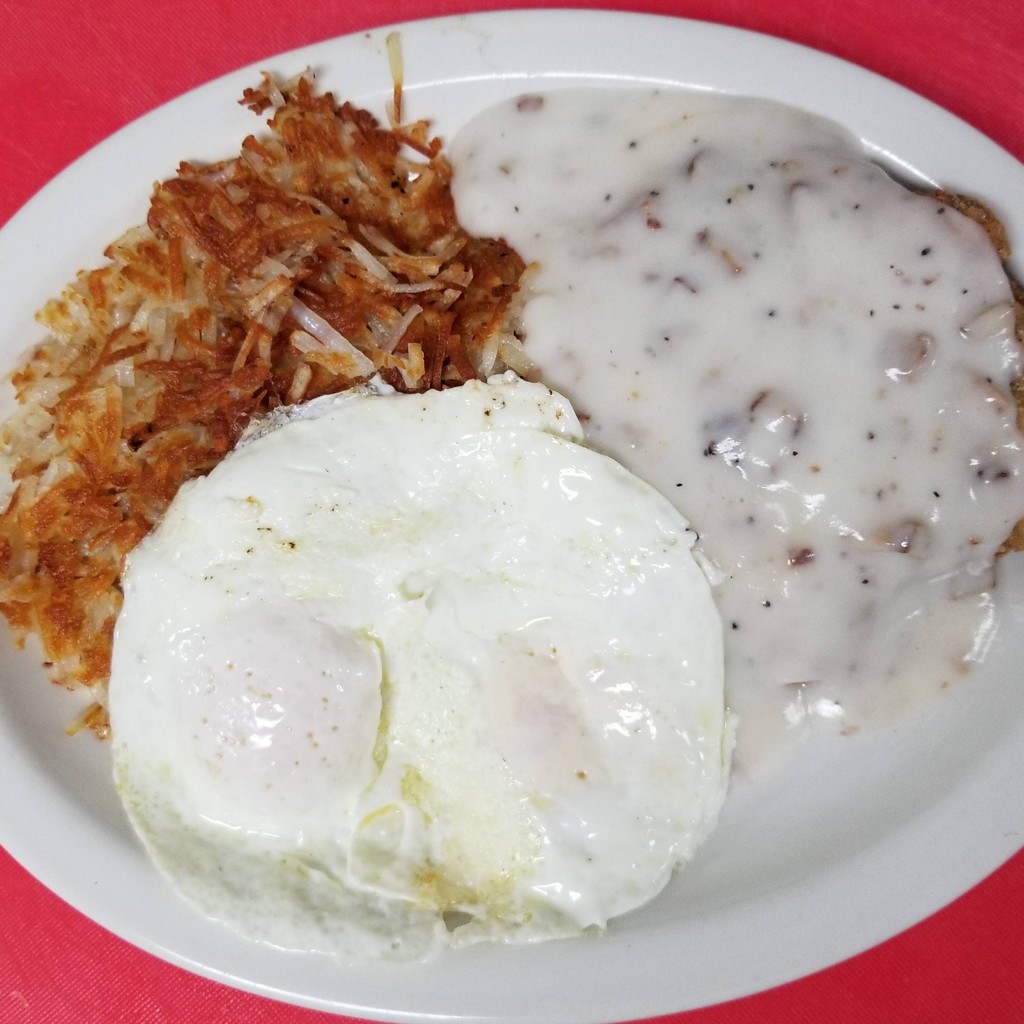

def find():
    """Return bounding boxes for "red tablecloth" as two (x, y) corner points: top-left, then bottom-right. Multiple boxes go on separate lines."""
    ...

(2, 2), (1023, 1022)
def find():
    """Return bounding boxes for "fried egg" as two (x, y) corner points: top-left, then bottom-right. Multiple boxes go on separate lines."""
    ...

(109, 373), (729, 960)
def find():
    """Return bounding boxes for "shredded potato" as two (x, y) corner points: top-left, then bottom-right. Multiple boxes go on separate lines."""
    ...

(0, 73), (528, 734)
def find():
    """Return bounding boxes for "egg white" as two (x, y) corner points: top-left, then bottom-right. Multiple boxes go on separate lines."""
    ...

(109, 373), (729, 960)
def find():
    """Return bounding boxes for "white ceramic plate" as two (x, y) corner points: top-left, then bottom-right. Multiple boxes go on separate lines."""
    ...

(1, 10), (1023, 1022)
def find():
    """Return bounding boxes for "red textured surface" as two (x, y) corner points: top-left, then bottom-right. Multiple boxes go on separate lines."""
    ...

(2, 2), (1024, 1022)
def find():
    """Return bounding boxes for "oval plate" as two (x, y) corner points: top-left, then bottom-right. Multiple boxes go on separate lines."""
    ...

(0, 10), (1022, 1022)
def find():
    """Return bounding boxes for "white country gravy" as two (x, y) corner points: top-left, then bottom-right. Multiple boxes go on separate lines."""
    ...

(451, 89), (1024, 772)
